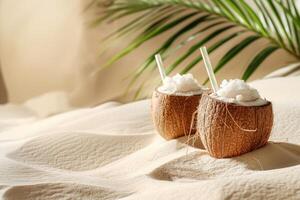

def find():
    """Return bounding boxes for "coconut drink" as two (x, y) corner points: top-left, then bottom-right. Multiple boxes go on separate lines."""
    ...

(197, 80), (273, 158)
(197, 47), (273, 158)
(151, 54), (207, 140)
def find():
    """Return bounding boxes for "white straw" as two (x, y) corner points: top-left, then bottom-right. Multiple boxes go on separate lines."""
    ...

(200, 47), (219, 93)
(155, 54), (167, 81)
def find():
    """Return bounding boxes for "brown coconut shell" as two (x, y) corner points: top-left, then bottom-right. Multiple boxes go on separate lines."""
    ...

(151, 89), (206, 140)
(197, 94), (273, 158)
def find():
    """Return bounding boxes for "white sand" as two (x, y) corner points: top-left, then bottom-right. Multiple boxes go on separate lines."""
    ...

(1, 77), (300, 199)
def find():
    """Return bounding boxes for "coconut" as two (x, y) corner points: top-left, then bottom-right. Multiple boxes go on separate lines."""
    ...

(151, 73), (206, 140)
(197, 93), (273, 158)
(151, 90), (204, 140)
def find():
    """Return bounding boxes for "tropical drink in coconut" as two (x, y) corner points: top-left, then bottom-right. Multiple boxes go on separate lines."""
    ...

(151, 55), (207, 140)
(197, 47), (273, 158)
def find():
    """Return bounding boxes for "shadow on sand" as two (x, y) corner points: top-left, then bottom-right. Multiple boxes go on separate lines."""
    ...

(178, 134), (300, 171)
(177, 134), (205, 150)
(234, 142), (300, 171)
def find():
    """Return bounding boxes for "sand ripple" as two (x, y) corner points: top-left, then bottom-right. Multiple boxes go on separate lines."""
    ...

(3, 183), (131, 200)
(8, 132), (155, 171)
(149, 142), (300, 181)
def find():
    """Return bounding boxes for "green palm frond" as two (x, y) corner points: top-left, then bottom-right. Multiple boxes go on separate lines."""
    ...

(92, 0), (300, 98)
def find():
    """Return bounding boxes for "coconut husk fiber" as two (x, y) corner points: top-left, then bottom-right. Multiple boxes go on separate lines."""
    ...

(151, 90), (205, 140)
(197, 94), (273, 158)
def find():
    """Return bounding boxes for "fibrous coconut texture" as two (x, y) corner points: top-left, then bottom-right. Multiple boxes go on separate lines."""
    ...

(152, 73), (206, 140)
(213, 79), (268, 106)
(197, 94), (273, 158)
(158, 73), (204, 96)
(152, 90), (205, 140)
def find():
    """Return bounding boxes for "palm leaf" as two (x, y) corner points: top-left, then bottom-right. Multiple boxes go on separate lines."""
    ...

(181, 30), (247, 74)
(167, 24), (236, 74)
(91, 0), (300, 98)
(104, 6), (176, 40)
(239, 0), (268, 35)
(204, 35), (261, 84)
(242, 46), (279, 80)
(103, 11), (199, 68)
(267, 0), (295, 51)
(126, 14), (213, 80)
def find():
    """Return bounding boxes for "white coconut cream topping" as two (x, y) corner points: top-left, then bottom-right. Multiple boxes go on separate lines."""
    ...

(211, 79), (268, 106)
(158, 73), (204, 96)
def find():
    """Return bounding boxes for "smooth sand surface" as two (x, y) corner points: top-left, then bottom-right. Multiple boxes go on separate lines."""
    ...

(0, 77), (300, 199)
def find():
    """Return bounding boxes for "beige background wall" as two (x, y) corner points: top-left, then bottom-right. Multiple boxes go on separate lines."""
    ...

(0, 0), (298, 106)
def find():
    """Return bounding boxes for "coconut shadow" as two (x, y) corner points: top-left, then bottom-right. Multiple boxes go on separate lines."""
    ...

(231, 142), (300, 171)
(177, 134), (205, 150)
